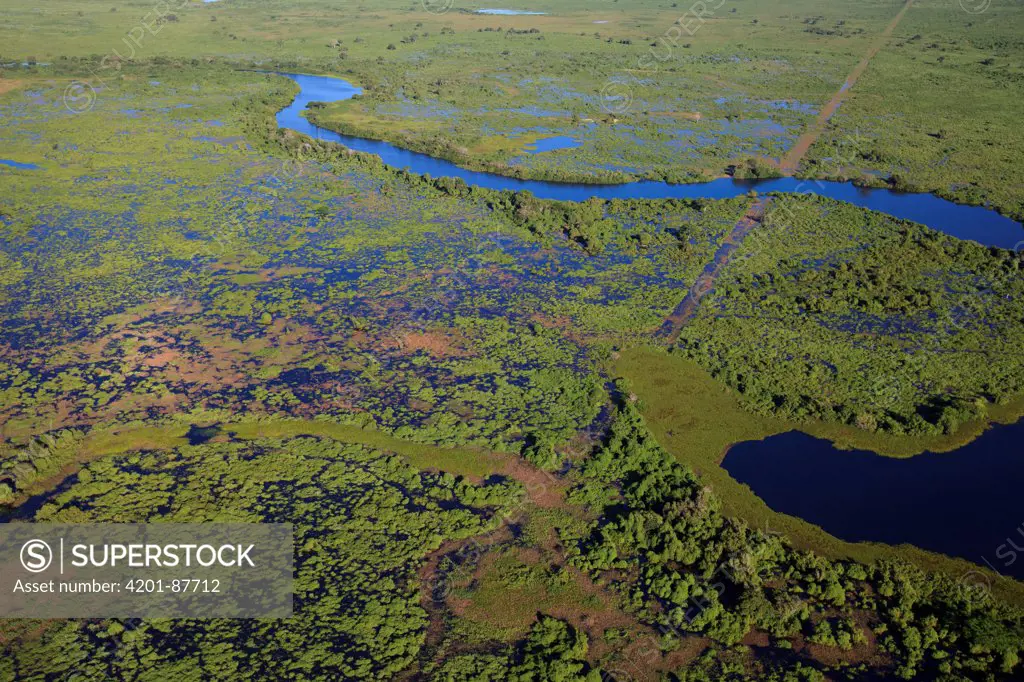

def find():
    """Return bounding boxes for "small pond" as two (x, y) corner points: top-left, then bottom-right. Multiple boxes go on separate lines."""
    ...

(0, 159), (39, 170)
(523, 135), (581, 154)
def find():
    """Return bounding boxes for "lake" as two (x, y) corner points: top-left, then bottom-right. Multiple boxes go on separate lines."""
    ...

(722, 424), (1024, 579)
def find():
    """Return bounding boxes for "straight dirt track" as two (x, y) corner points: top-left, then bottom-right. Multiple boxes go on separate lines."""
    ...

(779, 0), (914, 174)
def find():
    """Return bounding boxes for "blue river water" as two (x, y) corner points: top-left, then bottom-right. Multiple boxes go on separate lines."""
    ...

(276, 72), (1024, 249)
(723, 426), (1024, 579)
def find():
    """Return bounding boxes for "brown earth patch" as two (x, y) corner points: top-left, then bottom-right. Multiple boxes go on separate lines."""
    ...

(0, 309), (333, 434)
(493, 81), (521, 97)
(0, 79), (26, 96)
(608, 633), (712, 682)
(449, 544), (636, 648)
(407, 398), (434, 413)
(415, 525), (517, 650)
(794, 610), (889, 668)
(214, 264), (321, 283)
(742, 629), (771, 647)
(659, 111), (703, 121)
(494, 456), (567, 509)
(529, 313), (573, 330)
(398, 330), (471, 358)
(546, 569), (636, 636)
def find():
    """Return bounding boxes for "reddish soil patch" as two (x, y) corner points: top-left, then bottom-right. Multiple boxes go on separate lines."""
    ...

(548, 567), (636, 631)
(407, 398), (434, 412)
(415, 524), (517, 652)
(446, 542), (638, 654)
(742, 630), (771, 647)
(142, 347), (178, 367)
(529, 313), (573, 330)
(214, 264), (320, 282)
(528, 313), (593, 345)
(794, 610), (889, 668)
(601, 630), (711, 682)
(399, 330), (471, 358)
(0, 79), (25, 96)
(0, 306), (336, 434)
(494, 456), (567, 509)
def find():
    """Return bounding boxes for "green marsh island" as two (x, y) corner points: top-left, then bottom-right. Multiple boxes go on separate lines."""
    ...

(1, 0), (1023, 679)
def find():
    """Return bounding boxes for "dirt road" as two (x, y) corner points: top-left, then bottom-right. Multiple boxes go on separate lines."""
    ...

(779, 0), (913, 174)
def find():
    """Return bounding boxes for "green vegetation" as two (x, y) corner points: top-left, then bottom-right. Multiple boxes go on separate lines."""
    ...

(450, 548), (604, 640)
(801, 0), (1024, 221)
(615, 345), (1024, 606)
(1, 0), (1023, 678)
(567, 395), (1024, 680)
(0, 415), (524, 507)
(0, 436), (521, 680)
(2, 0), (1018, 215)
(0, 65), (616, 453)
(431, 616), (602, 682)
(678, 194), (1024, 435)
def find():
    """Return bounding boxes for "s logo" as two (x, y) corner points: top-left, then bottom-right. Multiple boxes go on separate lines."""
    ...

(20, 539), (52, 573)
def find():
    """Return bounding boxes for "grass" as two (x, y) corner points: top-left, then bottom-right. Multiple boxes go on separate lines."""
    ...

(226, 419), (508, 479)
(614, 344), (1024, 606)
(3, 0), (1021, 207)
(0, 0), (878, 184)
(1, 416), (513, 509)
(800, 0), (1024, 220)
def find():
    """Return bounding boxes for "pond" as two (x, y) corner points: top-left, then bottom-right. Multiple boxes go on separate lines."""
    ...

(0, 159), (39, 170)
(523, 135), (581, 154)
(274, 73), (1024, 249)
(722, 423), (1024, 580)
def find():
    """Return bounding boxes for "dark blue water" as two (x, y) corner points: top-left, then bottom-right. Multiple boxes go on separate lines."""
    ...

(722, 424), (1024, 579)
(0, 159), (39, 170)
(276, 73), (1024, 249)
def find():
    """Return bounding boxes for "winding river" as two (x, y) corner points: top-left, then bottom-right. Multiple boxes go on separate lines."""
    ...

(276, 72), (1024, 249)
(276, 72), (1024, 574)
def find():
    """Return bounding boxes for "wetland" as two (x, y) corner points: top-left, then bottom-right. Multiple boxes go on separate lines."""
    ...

(2, 0), (1024, 679)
